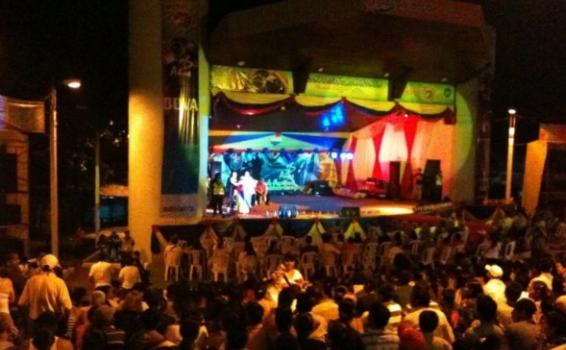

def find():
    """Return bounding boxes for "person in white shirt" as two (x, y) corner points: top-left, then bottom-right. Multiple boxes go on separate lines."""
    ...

(118, 256), (141, 290)
(529, 258), (554, 292)
(484, 264), (507, 305)
(281, 255), (304, 288)
(18, 254), (72, 324)
(89, 255), (115, 293)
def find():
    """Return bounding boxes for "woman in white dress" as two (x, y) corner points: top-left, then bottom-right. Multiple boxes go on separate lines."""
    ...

(239, 171), (257, 212)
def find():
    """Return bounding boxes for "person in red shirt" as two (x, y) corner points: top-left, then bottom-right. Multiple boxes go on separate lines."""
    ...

(255, 178), (269, 206)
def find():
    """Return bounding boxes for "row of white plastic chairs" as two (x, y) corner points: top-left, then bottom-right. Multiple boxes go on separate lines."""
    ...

(165, 235), (515, 283)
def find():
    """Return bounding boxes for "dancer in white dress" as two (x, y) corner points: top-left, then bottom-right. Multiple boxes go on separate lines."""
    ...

(240, 171), (257, 211)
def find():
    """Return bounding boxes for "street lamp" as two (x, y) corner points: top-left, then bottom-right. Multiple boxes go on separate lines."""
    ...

(49, 79), (81, 256)
(505, 108), (517, 204)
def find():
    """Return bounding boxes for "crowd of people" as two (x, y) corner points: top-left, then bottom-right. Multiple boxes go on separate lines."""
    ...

(0, 206), (565, 349)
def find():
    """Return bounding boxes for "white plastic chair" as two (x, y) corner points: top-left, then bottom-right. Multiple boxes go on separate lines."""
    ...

(164, 244), (182, 282)
(264, 254), (283, 277)
(189, 249), (204, 281)
(280, 236), (297, 256)
(379, 242), (393, 256)
(211, 249), (230, 282)
(422, 247), (436, 267)
(503, 241), (516, 261)
(361, 242), (378, 273)
(409, 240), (421, 257)
(321, 251), (338, 277)
(439, 246), (452, 265)
(300, 252), (318, 280)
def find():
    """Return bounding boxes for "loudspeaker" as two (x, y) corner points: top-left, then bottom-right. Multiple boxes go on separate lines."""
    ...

(340, 206), (360, 218)
(311, 180), (332, 196)
(388, 161), (401, 199)
(423, 159), (442, 202)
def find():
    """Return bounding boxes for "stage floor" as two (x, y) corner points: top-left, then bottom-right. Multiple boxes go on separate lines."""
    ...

(244, 194), (416, 219)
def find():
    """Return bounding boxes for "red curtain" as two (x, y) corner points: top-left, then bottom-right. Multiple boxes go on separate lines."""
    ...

(400, 115), (420, 198)
(371, 125), (387, 179)
(345, 137), (358, 190)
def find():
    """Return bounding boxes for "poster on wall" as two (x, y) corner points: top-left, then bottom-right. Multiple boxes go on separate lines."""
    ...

(211, 65), (293, 94)
(160, 0), (200, 216)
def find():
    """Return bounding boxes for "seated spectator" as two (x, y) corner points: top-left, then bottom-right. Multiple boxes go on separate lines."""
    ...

(361, 302), (400, 350)
(498, 282), (523, 330)
(404, 284), (455, 344)
(462, 295), (504, 346)
(245, 302), (267, 350)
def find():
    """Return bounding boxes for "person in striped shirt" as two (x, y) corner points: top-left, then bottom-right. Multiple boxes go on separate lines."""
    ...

(361, 302), (400, 350)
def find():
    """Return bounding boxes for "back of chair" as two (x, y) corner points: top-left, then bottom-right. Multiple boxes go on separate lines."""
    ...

(440, 246), (452, 264)
(301, 252), (318, 266)
(409, 240), (421, 256)
(265, 254), (283, 272)
(190, 249), (203, 267)
(504, 241), (516, 260)
(379, 242), (392, 256)
(422, 247), (436, 266)
(363, 242), (378, 259)
(281, 236), (296, 255)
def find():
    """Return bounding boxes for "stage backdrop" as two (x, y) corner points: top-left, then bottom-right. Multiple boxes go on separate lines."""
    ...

(160, 0), (201, 216)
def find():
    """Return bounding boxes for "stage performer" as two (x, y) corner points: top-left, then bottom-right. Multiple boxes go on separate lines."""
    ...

(240, 171), (257, 210)
(227, 171), (239, 212)
(210, 173), (225, 215)
(255, 177), (269, 206)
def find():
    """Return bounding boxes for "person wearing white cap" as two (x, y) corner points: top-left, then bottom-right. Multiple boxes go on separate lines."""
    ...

(483, 264), (507, 305)
(18, 254), (72, 327)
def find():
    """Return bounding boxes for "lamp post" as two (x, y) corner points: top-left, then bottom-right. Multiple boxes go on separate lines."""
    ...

(505, 108), (517, 204)
(49, 79), (81, 256)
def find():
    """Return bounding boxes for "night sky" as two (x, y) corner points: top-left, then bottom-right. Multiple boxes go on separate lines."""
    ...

(0, 0), (565, 233)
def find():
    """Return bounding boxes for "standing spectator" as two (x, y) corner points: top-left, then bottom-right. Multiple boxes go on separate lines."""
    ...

(3, 253), (25, 297)
(484, 264), (507, 305)
(378, 284), (402, 330)
(0, 268), (15, 317)
(497, 282), (523, 330)
(21, 311), (74, 350)
(89, 254), (115, 294)
(245, 302), (267, 350)
(462, 295), (504, 345)
(121, 231), (135, 256)
(529, 258), (554, 292)
(0, 313), (16, 350)
(210, 173), (226, 216)
(108, 232), (122, 262)
(118, 256), (141, 291)
(419, 310), (452, 350)
(361, 302), (400, 350)
(404, 284), (455, 344)
(503, 298), (540, 350)
(18, 255), (72, 333)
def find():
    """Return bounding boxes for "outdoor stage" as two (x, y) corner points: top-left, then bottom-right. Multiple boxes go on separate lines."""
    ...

(206, 194), (417, 220)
